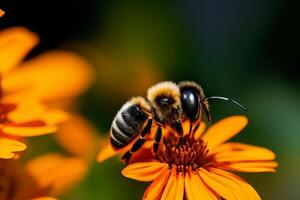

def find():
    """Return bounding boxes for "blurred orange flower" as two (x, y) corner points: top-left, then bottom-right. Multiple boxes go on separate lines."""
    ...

(116, 116), (277, 199)
(0, 9), (4, 17)
(0, 27), (74, 159)
(26, 153), (88, 196)
(0, 153), (87, 200)
(0, 28), (98, 160)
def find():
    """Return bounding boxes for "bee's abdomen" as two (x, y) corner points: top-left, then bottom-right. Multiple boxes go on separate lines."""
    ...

(110, 103), (148, 149)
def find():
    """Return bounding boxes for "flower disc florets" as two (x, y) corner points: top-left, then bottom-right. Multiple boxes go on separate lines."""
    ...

(157, 134), (209, 173)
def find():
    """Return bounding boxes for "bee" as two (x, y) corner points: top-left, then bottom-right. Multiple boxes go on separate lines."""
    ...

(110, 81), (247, 163)
(110, 96), (152, 150)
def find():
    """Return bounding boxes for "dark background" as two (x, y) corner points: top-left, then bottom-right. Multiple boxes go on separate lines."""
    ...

(1, 0), (299, 199)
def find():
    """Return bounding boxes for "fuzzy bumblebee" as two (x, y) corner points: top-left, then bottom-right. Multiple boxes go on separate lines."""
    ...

(110, 81), (247, 163)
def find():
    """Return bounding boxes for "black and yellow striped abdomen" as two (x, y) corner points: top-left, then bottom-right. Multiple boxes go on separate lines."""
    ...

(110, 101), (149, 149)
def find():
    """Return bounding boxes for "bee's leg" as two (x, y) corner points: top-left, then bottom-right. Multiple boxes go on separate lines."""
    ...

(192, 122), (200, 134)
(174, 120), (184, 146)
(189, 122), (193, 135)
(153, 126), (162, 154)
(189, 104), (204, 139)
(121, 119), (153, 163)
(188, 121), (200, 140)
(121, 137), (145, 163)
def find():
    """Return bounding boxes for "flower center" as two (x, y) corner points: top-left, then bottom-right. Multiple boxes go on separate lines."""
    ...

(0, 104), (16, 124)
(156, 134), (209, 173)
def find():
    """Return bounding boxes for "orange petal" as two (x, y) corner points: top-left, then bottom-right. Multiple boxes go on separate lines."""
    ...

(97, 135), (148, 163)
(129, 142), (155, 164)
(199, 168), (237, 199)
(203, 169), (250, 199)
(143, 170), (170, 200)
(26, 153), (87, 195)
(3, 51), (93, 101)
(30, 198), (57, 200)
(122, 162), (169, 182)
(7, 100), (46, 123)
(0, 27), (38, 74)
(211, 142), (276, 162)
(0, 27), (39, 74)
(176, 173), (185, 200)
(2, 125), (57, 137)
(202, 116), (248, 150)
(160, 168), (184, 200)
(211, 168), (261, 200)
(39, 109), (69, 125)
(97, 143), (121, 163)
(194, 122), (206, 140)
(182, 121), (190, 136)
(0, 138), (26, 159)
(185, 171), (219, 200)
(6, 98), (67, 126)
(223, 161), (278, 173)
(55, 114), (100, 159)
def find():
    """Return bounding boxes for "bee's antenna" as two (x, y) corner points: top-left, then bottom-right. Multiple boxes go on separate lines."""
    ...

(205, 96), (248, 111)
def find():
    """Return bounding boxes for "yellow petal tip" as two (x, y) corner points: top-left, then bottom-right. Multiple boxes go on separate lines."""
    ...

(96, 144), (119, 163)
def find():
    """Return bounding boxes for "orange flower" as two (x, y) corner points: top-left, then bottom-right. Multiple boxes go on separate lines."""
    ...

(0, 27), (72, 159)
(119, 116), (277, 199)
(0, 153), (87, 200)
(0, 26), (96, 160)
(26, 153), (88, 196)
(0, 31), (99, 166)
(4, 49), (99, 161)
(0, 9), (4, 17)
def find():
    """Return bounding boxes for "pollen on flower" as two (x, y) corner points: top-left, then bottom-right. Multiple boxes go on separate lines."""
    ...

(156, 134), (209, 173)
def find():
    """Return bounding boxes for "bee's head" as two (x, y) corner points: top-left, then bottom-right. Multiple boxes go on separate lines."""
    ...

(147, 81), (181, 123)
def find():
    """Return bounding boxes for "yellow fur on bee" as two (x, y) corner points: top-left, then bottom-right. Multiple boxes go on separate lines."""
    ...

(147, 81), (180, 103)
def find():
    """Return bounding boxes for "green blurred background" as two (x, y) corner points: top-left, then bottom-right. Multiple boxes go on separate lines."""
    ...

(1, 0), (299, 199)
